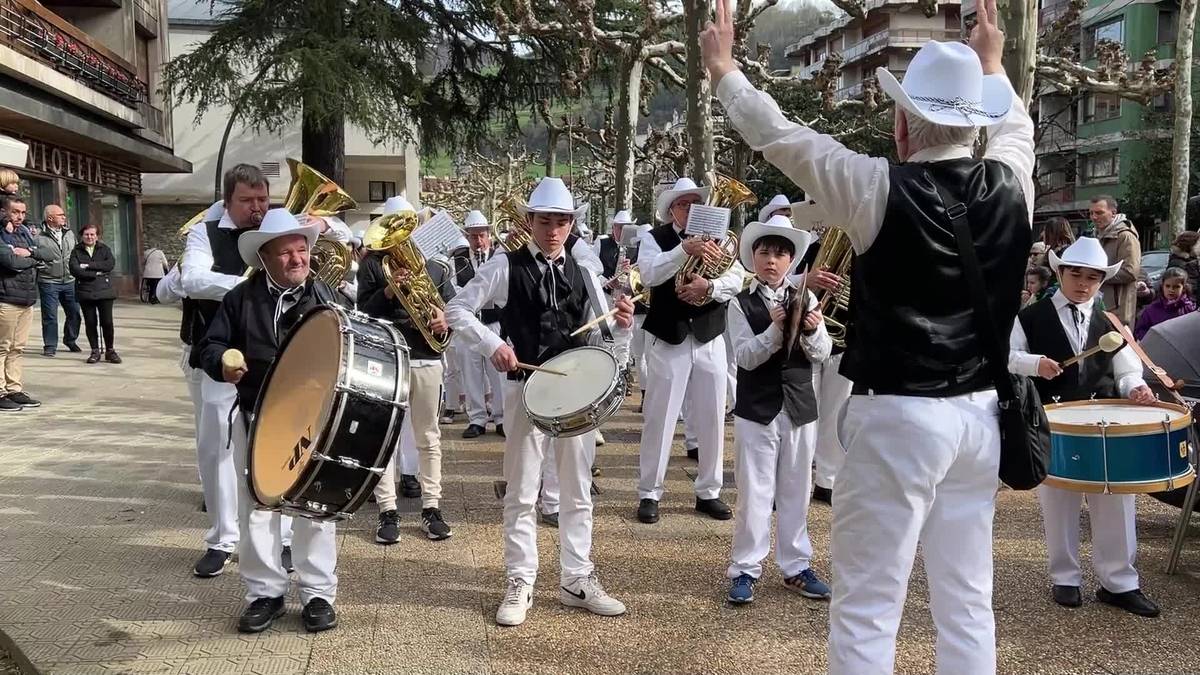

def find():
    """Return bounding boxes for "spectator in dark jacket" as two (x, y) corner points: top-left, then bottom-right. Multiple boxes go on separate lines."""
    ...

(1167, 230), (1200, 303)
(0, 195), (53, 411)
(69, 224), (121, 364)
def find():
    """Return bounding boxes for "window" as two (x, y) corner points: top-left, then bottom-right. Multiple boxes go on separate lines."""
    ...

(1082, 149), (1119, 184)
(1082, 93), (1121, 123)
(1158, 10), (1178, 44)
(1084, 18), (1124, 58)
(368, 180), (397, 203)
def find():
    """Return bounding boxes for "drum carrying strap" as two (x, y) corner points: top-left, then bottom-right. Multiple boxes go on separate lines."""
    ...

(1105, 311), (1187, 406)
(579, 265), (614, 344)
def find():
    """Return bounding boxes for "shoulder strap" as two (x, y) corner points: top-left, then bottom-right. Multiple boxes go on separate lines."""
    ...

(927, 174), (1016, 404)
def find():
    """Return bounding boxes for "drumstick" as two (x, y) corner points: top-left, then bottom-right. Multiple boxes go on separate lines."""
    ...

(569, 293), (646, 337)
(1061, 331), (1124, 367)
(516, 362), (568, 377)
(221, 349), (246, 370)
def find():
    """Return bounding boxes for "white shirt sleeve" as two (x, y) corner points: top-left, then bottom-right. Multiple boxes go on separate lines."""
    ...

(571, 236), (604, 275)
(1112, 344), (1148, 397)
(445, 254), (509, 359)
(1007, 319), (1043, 377)
(982, 84), (1038, 223)
(317, 216), (352, 242)
(180, 223), (243, 300)
(727, 296), (783, 370)
(636, 227), (689, 287)
(709, 261), (747, 304)
(155, 265), (184, 305)
(716, 70), (890, 254)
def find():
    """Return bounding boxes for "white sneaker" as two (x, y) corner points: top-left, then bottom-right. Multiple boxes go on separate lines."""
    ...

(560, 573), (626, 616)
(496, 577), (534, 626)
(595, 430), (606, 446)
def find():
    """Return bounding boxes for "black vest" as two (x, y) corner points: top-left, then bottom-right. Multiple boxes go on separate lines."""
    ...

(1018, 297), (1117, 402)
(451, 246), (502, 325)
(598, 236), (620, 278)
(732, 289), (818, 426)
(641, 224), (727, 345)
(499, 247), (588, 381)
(186, 220), (250, 366)
(839, 159), (1031, 396)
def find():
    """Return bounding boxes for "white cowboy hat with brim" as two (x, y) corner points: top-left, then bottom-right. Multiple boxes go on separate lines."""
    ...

(656, 177), (711, 223)
(517, 177), (587, 219)
(1049, 237), (1122, 281)
(463, 209), (489, 229)
(758, 194), (792, 223)
(382, 195), (415, 215)
(611, 209), (634, 226)
(238, 208), (321, 269)
(739, 214), (813, 275)
(875, 41), (1012, 128)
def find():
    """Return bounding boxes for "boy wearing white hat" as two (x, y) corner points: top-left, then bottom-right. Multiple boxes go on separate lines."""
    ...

(197, 208), (341, 634)
(635, 176), (746, 524)
(452, 209), (506, 438)
(1008, 237), (1159, 617)
(725, 215), (832, 605)
(446, 177), (635, 627)
(704, 0), (1036, 670)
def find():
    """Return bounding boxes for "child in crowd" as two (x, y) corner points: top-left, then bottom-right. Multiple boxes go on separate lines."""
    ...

(1023, 266), (1052, 307)
(1134, 267), (1196, 340)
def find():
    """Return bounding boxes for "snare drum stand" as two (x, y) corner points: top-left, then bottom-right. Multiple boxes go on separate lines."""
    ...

(1167, 413), (1200, 574)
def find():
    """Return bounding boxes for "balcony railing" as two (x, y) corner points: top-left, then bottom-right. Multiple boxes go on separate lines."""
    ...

(835, 82), (866, 101)
(840, 29), (964, 64)
(0, 0), (148, 109)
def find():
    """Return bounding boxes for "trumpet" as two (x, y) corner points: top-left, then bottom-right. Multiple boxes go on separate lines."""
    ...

(674, 173), (757, 305)
(494, 194), (532, 253)
(282, 158), (357, 288)
(363, 212), (452, 353)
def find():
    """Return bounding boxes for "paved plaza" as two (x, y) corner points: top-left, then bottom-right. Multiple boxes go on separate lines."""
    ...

(2, 302), (1200, 674)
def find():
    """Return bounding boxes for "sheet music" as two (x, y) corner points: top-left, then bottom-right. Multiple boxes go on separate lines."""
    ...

(409, 211), (461, 260)
(685, 204), (731, 239)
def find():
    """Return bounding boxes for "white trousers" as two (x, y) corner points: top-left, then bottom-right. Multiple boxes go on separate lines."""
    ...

(829, 392), (1001, 675)
(679, 398), (699, 450)
(443, 341), (465, 411)
(728, 413), (816, 579)
(631, 315), (648, 387)
(197, 373), (239, 553)
(461, 323), (505, 426)
(373, 364), (444, 510)
(638, 334), (727, 500)
(180, 347), (203, 484)
(813, 353), (853, 490)
(232, 410), (337, 604)
(540, 430), (596, 515)
(502, 380), (596, 583)
(1038, 485), (1139, 593)
(723, 332), (737, 408)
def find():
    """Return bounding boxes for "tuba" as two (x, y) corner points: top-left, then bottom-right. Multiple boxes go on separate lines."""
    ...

(493, 194), (532, 253)
(363, 211), (452, 353)
(282, 158), (357, 287)
(808, 226), (854, 348)
(674, 173), (758, 305)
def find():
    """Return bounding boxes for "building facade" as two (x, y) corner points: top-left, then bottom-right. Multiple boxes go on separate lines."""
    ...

(140, 0), (420, 261)
(0, 0), (190, 294)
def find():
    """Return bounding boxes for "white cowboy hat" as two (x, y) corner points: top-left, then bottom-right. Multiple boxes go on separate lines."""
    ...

(758, 194), (792, 223)
(237, 208), (320, 269)
(739, 214), (813, 274)
(517, 177), (587, 219)
(611, 209), (634, 226)
(463, 209), (489, 229)
(655, 177), (711, 223)
(382, 195), (415, 215)
(875, 41), (1012, 128)
(1048, 237), (1122, 281)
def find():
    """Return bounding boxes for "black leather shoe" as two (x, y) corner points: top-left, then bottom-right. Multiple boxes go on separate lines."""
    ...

(65, 342), (82, 353)
(238, 596), (285, 633)
(462, 424), (485, 439)
(637, 498), (659, 524)
(686, 446), (699, 460)
(302, 598), (338, 632)
(696, 497), (733, 520)
(495, 424), (505, 438)
(1097, 587), (1160, 617)
(1052, 584), (1082, 608)
(812, 486), (833, 505)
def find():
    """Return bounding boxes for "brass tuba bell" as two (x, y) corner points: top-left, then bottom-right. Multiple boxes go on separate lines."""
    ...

(673, 172), (757, 305)
(363, 211), (452, 353)
(493, 194), (533, 253)
(807, 225), (854, 349)
(282, 158), (357, 287)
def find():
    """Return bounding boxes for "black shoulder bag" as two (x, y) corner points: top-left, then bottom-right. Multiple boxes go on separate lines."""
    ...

(930, 178), (1050, 490)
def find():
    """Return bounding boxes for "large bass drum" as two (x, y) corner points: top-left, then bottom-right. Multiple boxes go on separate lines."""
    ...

(248, 305), (409, 521)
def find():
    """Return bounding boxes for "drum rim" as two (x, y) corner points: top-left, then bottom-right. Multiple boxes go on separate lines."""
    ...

(522, 346), (620, 419)
(1044, 399), (1193, 437)
(1043, 465), (1195, 494)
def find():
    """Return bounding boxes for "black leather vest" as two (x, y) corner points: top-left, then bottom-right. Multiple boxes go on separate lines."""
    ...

(641, 223), (727, 345)
(839, 159), (1031, 396)
(186, 219), (251, 366)
(500, 247), (588, 380)
(598, 236), (620, 278)
(1018, 298), (1117, 402)
(732, 289), (817, 426)
(452, 245), (501, 324)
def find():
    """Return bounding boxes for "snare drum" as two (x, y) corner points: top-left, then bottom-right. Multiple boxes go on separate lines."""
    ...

(523, 346), (625, 437)
(1044, 400), (1195, 494)
(248, 305), (410, 521)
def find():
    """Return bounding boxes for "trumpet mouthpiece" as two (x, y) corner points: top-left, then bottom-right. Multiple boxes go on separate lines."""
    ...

(1099, 331), (1124, 352)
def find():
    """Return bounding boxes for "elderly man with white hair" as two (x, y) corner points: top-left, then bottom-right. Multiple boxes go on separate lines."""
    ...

(703, 0), (1035, 672)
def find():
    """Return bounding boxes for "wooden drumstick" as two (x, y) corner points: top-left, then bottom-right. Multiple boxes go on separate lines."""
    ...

(1061, 331), (1124, 367)
(221, 349), (246, 370)
(516, 362), (568, 377)
(569, 293), (645, 337)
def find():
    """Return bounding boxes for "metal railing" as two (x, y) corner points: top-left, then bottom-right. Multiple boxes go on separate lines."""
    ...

(835, 82), (866, 101)
(0, 0), (147, 108)
(840, 28), (963, 64)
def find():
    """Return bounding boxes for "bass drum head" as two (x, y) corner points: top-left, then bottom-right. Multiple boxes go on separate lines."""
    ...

(524, 347), (617, 419)
(249, 307), (344, 507)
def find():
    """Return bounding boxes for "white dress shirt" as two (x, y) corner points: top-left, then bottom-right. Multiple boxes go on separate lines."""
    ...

(635, 223), (746, 302)
(156, 264), (185, 305)
(1008, 290), (1145, 396)
(727, 279), (831, 370)
(715, 70), (1037, 254)
(445, 242), (630, 361)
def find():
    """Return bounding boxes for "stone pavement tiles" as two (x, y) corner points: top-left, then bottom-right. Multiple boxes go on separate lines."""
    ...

(2, 301), (1200, 674)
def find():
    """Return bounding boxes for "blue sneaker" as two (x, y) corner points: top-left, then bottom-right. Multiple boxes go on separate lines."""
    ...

(784, 568), (831, 600)
(728, 573), (756, 604)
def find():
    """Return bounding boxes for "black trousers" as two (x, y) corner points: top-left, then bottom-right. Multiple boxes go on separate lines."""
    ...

(78, 299), (114, 350)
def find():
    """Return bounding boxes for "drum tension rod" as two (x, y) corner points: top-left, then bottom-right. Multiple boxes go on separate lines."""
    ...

(1162, 416), (1174, 491)
(311, 451), (386, 474)
(1100, 420), (1112, 495)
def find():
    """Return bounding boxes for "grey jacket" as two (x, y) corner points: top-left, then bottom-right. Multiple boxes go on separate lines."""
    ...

(35, 226), (77, 284)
